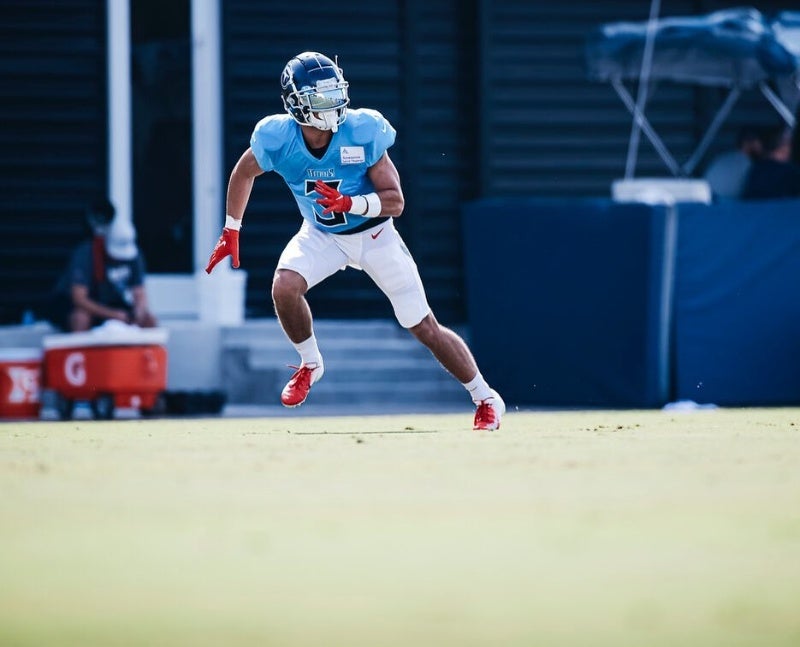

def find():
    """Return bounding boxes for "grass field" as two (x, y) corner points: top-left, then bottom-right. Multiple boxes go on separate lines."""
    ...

(1, 407), (799, 647)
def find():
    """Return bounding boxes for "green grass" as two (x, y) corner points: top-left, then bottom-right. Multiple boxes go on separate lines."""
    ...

(1, 408), (799, 647)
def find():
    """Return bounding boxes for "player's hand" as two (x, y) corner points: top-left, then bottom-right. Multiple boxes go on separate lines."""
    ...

(205, 228), (240, 273)
(315, 180), (352, 214)
(111, 309), (131, 323)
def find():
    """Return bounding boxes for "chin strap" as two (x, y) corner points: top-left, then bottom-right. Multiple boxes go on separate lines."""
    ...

(309, 110), (342, 132)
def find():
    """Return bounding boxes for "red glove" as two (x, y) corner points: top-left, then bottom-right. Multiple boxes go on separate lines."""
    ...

(315, 180), (352, 214)
(205, 228), (240, 273)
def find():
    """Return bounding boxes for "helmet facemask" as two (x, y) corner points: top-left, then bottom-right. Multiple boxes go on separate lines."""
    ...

(281, 53), (349, 132)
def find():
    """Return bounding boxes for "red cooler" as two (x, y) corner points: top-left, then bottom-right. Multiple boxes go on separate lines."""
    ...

(42, 327), (169, 418)
(0, 348), (42, 419)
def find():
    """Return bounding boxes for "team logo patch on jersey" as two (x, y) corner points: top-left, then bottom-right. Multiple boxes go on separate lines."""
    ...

(340, 146), (365, 165)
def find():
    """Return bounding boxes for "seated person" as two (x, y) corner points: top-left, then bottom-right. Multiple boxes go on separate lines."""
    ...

(703, 125), (763, 200)
(49, 207), (157, 332)
(741, 126), (800, 200)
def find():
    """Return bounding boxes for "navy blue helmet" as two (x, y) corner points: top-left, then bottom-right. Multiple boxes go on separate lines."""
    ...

(280, 52), (349, 132)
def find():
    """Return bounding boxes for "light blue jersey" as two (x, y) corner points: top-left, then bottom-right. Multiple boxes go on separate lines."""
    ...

(249, 108), (396, 234)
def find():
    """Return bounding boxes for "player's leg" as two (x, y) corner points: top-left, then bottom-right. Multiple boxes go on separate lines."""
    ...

(408, 313), (505, 430)
(273, 223), (347, 406)
(360, 223), (505, 429)
(272, 268), (322, 407)
(69, 306), (93, 332)
(271, 269), (314, 344)
(407, 312), (478, 383)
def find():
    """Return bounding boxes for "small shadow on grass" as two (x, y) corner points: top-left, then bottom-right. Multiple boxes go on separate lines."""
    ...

(291, 429), (438, 435)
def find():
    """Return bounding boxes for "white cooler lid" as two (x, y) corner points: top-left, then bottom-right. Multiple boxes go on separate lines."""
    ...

(43, 324), (169, 350)
(0, 347), (43, 361)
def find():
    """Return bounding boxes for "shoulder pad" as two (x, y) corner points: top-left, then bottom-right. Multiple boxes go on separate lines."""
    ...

(252, 114), (294, 153)
(348, 109), (392, 146)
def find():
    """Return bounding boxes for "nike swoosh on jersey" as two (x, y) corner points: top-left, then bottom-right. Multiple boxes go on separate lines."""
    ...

(371, 228), (385, 240)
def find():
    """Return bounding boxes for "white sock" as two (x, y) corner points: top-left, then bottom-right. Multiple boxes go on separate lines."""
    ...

(463, 372), (492, 403)
(293, 334), (322, 367)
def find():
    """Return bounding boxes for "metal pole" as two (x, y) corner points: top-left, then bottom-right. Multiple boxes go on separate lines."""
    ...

(759, 81), (796, 128)
(191, 0), (223, 272)
(625, 0), (662, 179)
(682, 87), (741, 176)
(107, 0), (132, 225)
(613, 78), (681, 176)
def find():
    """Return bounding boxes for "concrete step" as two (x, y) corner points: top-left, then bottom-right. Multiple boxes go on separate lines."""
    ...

(223, 359), (466, 404)
(189, 317), (472, 405)
(245, 343), (432, 369)
(225, 368), (467, 405)
(310, 378), (466, 403)
(251, 355), (440, 374)
(221, 318), (406, 346)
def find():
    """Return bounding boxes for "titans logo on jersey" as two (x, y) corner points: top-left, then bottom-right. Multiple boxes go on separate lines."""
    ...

(249, 108), (396, 234)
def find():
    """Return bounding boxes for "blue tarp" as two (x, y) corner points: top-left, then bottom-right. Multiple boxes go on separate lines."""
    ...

(462, 198), (671, 408)
(462, 197), (800, 408)
(674, 199), (800, 406)
(586, 7), (799, 88)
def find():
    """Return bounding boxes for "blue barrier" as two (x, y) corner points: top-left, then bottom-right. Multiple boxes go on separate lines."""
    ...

(463, 197), (800, 408)
(674, 199), (800, 405)
(462, 198), (673, 408)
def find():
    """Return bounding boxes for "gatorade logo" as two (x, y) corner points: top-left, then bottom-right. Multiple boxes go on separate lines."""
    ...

(64, 352), (87, 387)
(7, 367), (40, 403)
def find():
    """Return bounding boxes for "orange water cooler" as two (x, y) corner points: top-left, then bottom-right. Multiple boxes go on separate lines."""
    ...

(0, 348), (43, 420)
(42, 327), (169, 420)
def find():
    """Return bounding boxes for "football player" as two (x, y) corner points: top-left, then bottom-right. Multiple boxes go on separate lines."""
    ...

(206, 52), (504, 430)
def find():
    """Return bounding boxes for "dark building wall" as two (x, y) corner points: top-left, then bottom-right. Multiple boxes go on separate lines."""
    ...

(0, 0), (108, 325)
(480, 0), (699, 196)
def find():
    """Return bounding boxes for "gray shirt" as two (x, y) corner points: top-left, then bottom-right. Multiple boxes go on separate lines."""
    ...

(704, 151), (752, 200)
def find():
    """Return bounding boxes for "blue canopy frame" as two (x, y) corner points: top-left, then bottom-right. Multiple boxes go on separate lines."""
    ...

(587, 8), (800, 177)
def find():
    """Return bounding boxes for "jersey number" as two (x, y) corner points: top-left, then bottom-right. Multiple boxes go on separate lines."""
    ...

(307, 180), (347, 228)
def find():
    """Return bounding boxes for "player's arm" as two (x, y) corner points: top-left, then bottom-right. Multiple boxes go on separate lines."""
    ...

(314, 151), (405, 218)
(131, 285), (156, 326)
(227, 148), (265, 222)
(206, 148), (265, 273)
(70, 284), (129, 323)
(365, 152), (404, 217)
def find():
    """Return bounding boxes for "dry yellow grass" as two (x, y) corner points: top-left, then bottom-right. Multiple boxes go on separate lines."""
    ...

(1, 408), (799, 646)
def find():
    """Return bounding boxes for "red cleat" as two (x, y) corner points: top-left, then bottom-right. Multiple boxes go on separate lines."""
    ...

(473, 389), (505, 431)
(280, 364), (323, 408)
